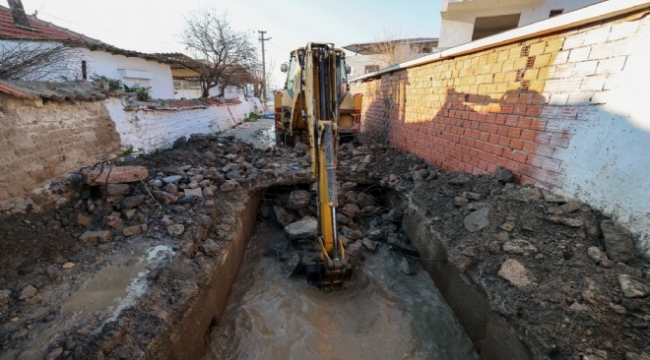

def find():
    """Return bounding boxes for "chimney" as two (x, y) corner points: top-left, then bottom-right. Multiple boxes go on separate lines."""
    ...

(7, 0), (31, 28)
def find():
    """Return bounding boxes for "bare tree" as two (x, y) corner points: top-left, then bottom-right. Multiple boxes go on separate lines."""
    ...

(0, 42), (80, 81)
(251, 58), (275, 98)
(218, 64), (255, 96)
(182, 11), (257, 98)
(368, 28), (410, 68)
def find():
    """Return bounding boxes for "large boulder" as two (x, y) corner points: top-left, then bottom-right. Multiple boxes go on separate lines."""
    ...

(463, 207), (490, 232)
(274, 206), (296, 227)
(81, 165), (148, 186)
(601, 219), (636, 263)
(286, 190), (311, 209)
(498, 259), (532, 287)
(284, 217), (318, 240)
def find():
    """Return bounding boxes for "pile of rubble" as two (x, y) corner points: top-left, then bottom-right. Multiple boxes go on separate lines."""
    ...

(0, 134), (648, 360)
(260, 183), (421, 277)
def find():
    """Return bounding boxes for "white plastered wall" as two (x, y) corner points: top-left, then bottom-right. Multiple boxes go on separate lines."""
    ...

(81, 49), (174, 99)
(550, 16), (650, 255)
(0, 40), (174, 99)
(104, 95), (262, 152)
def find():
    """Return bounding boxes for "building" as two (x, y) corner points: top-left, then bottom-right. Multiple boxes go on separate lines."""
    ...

(156, 53), (256, 100)
(439, 0), (605, 48)
(0, 0), (175, 99)
(343, 38), (439, 79)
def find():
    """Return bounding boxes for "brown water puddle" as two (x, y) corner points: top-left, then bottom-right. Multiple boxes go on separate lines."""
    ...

(204, 222), (477, 360)
(3, 245), (173, 360)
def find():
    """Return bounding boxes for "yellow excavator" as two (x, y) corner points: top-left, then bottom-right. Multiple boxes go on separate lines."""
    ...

(274, 43), (362, 288)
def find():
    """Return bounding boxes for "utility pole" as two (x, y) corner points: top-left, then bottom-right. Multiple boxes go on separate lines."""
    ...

(258, 30), (271, 103)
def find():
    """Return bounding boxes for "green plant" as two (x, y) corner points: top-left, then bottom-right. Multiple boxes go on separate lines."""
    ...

(127, 84), (152, 101)
(121, 145), (134, 157)
(244, 112), (261, 122)
(90, 75), (123, 91)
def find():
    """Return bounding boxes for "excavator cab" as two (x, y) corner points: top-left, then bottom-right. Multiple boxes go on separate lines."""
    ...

(275, 46), (362, 146)
(275, 43), (361, 288)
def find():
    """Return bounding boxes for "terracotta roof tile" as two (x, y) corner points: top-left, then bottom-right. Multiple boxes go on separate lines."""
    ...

(0, 5), (172, 64)
(0, 5), (91, 42)
(0, 80), (106, 101)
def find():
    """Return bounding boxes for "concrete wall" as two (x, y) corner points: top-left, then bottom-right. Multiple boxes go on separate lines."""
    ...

(352, 5), (650, 255)
(345, 54), (386, 80)
(105, 95), (262, 153)
(440, 0), (603, 47)
(346, 43), (438, 79)
(0, 94), (121, 203)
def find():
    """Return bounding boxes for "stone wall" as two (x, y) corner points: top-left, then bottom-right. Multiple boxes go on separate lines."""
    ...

(0, 95), (120, 203)
(352, 4), (650, 254)
(105, 96), (262, 153)
(0, 91), (262, 208)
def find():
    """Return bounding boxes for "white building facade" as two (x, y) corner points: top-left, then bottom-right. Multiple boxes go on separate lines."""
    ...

(439, 0), (605, 48)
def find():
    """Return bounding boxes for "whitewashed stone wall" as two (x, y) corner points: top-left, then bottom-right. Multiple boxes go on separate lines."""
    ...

(104, 95), (263, 153)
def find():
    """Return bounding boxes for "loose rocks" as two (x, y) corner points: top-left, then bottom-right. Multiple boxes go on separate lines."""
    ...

(601, 219), (636, 263)
(0, 289), (11, 306)
(286, 190), (311, 209)
(167, 224), (185, 236)
(19, 285), (37, 300)
(498, 259), (532, 287)
(273, 206), (296, 227)
(79, 230), (112, 244)
(284, 218), (318, 240)
(618, 274), (649, 298)
(503, 239), (539, 255)
(463, 207), (490, 232)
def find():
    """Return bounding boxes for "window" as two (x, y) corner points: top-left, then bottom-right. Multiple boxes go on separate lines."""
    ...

(472, 13), (521, 41)
(81, 60), (87, 80)
(365, 65), (380, 74)
(285, 54), (299, 97)
(122, 78), (150, 90)
(549, 9), (564, 17)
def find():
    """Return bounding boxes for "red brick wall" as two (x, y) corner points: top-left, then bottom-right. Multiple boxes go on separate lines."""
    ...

(352, 9), (644, 192)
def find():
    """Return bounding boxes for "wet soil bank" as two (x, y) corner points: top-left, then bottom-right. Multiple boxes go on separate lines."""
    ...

(392, 191), (526, 359)
(0, 134), (649, 359)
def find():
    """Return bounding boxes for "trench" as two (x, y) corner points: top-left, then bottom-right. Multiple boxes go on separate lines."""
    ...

(164, 183), (530, 360)
(203, 220), (477, 360)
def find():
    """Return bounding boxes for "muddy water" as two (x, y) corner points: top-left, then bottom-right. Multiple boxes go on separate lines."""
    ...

(204, 223), (477, 360)
(1, 245), (173, 360)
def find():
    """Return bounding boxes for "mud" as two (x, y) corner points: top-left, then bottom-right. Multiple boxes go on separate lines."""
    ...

(0, 124), (648, 359)
(205, 220), (477, 360)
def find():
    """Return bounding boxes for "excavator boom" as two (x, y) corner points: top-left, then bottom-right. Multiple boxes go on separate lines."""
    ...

(275, 43), (360, 287)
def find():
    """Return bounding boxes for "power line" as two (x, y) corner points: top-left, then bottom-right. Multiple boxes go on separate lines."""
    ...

(36, 11), (178, 46)
(267, 40), (291, 53)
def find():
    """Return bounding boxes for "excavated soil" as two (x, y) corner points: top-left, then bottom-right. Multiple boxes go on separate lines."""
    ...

(0, 128), (649, 360)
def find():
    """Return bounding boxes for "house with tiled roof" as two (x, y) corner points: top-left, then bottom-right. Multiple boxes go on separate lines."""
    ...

(0, 0), (175, 99)
(155, 52), (256, 100)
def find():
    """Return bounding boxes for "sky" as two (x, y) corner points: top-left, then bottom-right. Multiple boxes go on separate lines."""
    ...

(7, 0), (442, 88)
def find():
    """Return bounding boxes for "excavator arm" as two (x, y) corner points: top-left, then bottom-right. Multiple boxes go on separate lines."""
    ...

(275, 43), (359, 288)
(305, 44), (351, 287)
